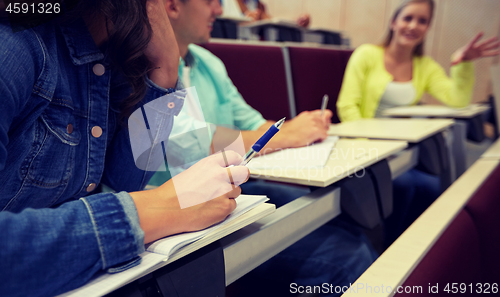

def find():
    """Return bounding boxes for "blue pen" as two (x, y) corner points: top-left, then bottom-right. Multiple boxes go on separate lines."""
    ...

(240, 117), (286, 166)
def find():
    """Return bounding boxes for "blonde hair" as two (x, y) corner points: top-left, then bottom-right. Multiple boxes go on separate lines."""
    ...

(382, 0), (435, 56)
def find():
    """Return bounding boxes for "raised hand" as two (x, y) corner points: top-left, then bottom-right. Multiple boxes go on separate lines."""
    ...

(451, 32), (500, 66)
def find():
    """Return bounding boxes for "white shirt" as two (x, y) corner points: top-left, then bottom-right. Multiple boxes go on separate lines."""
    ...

(375, 81), (416, 117)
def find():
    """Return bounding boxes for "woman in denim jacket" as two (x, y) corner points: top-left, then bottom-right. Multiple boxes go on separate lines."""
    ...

(0, 1), (248, 296)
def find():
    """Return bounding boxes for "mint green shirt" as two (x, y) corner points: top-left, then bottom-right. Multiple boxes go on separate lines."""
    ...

(149, 44), (267, 186)
(180, 44), (266, 130)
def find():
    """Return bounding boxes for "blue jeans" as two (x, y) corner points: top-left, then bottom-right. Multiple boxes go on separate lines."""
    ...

(237, 180), (378, 297)
(384, 169), (441, 247)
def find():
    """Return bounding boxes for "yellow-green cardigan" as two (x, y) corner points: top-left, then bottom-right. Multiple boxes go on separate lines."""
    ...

(337, 44), (474, 122)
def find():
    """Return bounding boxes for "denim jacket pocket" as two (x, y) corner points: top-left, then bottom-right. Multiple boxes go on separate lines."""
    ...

(9, 103), (82, 209)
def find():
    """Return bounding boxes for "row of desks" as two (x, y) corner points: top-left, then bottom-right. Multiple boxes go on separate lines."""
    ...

(343, 136), (500, 297)
(106, 106), (492, 296)
(222, 118), (455, 285)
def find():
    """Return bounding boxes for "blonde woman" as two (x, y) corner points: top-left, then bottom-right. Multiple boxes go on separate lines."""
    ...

(337, 0), (499, 120)
(337, 0), (499, 246)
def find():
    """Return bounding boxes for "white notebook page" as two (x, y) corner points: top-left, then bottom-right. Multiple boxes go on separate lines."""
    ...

(247, 136), (339, 170)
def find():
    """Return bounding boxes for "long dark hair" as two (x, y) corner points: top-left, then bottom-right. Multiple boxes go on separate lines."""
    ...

(69, 0), (153, 122)
(1, 0), (154, 122)
(382, 0), (435, 56)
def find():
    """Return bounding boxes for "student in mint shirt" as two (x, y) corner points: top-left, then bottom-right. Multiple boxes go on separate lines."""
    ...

(150, 1), (379, 296)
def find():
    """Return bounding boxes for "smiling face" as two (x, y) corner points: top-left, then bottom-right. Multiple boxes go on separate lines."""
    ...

(390, 2), (432, 51)
(173, 0), (223, 45)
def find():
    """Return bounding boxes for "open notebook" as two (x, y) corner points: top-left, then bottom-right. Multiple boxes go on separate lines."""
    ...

(60, 195), (274, 297)
(247, 136), (339, 170)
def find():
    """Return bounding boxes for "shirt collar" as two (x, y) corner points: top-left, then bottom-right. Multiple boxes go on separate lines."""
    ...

(182, 45), (197, 68)
(59, 18), (105, 65)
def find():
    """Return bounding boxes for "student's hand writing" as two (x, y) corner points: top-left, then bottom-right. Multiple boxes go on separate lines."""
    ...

(277, 109), (333, 147)
(130, 151), (249, 244)
(451, 32), (500, 66)
(145, 0), (180, 89)
(171, 150), (249, 209)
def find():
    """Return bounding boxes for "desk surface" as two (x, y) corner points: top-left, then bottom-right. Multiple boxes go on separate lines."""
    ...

(328, 118), (454, 143)
(382, 104), (490, 119)
(343, 158), (500, 297)
(249, 139), (407, 187)
(239, 18), (304, 30)
(481, 138), (500, 159)
(217, 15), (252, 22)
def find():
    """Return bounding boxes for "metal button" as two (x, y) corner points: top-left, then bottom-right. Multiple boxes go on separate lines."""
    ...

(67, 124), (73, 134)
(91, 126), (103, 138)
(167, 102), (175, 109)
(86, 183), (96, 192)
(93, 64), (105, 76)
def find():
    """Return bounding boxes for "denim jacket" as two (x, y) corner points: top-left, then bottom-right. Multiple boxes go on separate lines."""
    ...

(0, 19), (183, 296)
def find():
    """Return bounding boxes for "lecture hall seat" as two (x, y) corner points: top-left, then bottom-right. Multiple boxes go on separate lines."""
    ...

(287, 46), (353, 123)
(396, 163), (500, 296)
(202, 42), (292, 121)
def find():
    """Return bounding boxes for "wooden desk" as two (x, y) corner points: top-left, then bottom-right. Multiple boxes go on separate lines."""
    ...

(224, 139), (407, 284)
(249, 139), (408, 187)
(217, 15), (252, 23)
(222, 186), (341, 285)
(327, 118), (454, 143)
(382, 105), (489, 177)
(481, 138), (500, 159)
(239, 18), (304, 30)
(382, 104), (490, 119)
(93, 140), (408, 295)
(328, 118), (460, 186)
(342, 158), (500, 297)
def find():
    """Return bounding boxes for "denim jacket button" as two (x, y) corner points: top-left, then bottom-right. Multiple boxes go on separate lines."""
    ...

(91, 126), (103, 138)
(93, 64), (105, 76)
(168, 102), (175, 109)
(86, 183), (97, 192)
(67, 124), (73, 134)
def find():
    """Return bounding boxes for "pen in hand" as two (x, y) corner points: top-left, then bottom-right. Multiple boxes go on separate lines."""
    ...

(320, 94), (329, 117)
(240, 117), (286, 166)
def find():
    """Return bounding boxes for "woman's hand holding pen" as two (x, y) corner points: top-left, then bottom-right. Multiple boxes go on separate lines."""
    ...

(451, 32), (500, 66)
(145, 0), (180, 89)
(130, 151), (249, 244)
(276, 109), (333, 147)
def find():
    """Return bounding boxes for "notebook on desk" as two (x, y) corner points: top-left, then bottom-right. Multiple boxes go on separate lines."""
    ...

(60, 195), (274, 297)
(247, 136), (339, 170)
